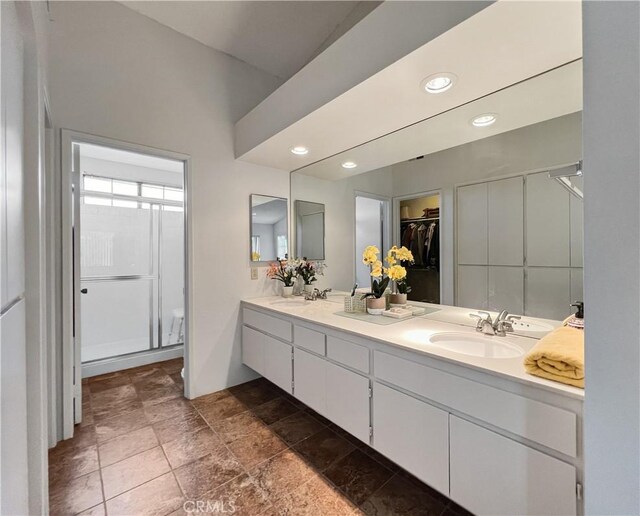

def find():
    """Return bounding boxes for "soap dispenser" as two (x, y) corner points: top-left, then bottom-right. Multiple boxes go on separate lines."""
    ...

(566, 301), (584, 330)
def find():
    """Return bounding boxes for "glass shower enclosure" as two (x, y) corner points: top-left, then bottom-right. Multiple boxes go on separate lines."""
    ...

(80, 173), (185, 363)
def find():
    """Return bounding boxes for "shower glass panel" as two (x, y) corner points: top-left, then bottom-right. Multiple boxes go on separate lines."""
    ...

(160, 206), (185, 347)
(80, 279), (153, 362)
(80, 168), (184, 363)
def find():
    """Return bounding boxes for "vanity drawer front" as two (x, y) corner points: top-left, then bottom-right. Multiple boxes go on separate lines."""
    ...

(326, 336), (369, 373)
(450, 415), (576, 516)
(374, 350), (577, 457)
(294, 325), (326, 355)
(243, 308), (292, 342)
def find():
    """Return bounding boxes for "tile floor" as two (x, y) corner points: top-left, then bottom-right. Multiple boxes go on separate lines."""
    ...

(49, 358), (472, 515)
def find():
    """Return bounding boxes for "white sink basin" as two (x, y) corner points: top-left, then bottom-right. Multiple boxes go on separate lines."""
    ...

(428, 332), (524, 359)
(269, 298), (310, 308)
(510, 319), (557, 338)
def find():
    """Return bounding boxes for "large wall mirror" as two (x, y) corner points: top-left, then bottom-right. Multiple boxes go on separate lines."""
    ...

(250, 194), (288, 262)
(295, 200), (325, 260)
(290, 60), (583, 321)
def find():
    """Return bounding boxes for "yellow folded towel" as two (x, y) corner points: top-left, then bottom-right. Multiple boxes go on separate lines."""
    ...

(524, 326), (584, 388)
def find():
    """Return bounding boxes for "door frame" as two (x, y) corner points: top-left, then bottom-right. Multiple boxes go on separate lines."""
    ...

(60, 129), (192, 438)
(392, 189), (444, 304)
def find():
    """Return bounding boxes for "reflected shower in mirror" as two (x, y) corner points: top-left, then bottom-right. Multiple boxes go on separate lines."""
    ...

(250, 195), (288, 262)
(295, 200), (325, 260)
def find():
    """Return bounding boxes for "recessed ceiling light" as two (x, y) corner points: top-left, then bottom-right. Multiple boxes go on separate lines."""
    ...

(342, 161), (357, 169)
(290, 146), (309, 156)
(421, 73), (457, 94)
(471, 113), (497, 127)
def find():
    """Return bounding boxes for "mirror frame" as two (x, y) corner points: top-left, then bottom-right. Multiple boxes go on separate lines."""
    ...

(250, 194), (289, 264)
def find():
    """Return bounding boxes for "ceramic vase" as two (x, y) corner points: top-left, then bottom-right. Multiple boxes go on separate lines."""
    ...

(389, 293), (407, 306)
(282, 285), (294, 298)
(303, 283), (314, 294)
(366, 297), (386, 315)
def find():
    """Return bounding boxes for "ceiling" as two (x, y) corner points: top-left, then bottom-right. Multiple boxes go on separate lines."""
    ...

(236, 0), (582, 173)
(119, 1), (378, 80)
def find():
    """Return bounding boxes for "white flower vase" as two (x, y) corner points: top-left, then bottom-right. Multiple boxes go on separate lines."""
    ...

(282, 285), (294, 298)
(303, 284), (314, 294)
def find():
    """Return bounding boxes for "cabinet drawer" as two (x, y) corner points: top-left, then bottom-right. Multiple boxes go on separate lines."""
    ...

(242, 325), (264, 375)
(373, 383), (449, 494)
(326, 336), (369, 373)
(243, 308), (292, 342)
(450, 415), (576, 515)
(374, 350), (577, 457)
(294, 325), (326, 355)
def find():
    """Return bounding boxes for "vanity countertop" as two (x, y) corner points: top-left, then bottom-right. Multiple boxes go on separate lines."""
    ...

(242, 296), (584, 401)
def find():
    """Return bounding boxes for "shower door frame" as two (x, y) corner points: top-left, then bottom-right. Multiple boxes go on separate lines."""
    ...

(61, 129), (192, 439)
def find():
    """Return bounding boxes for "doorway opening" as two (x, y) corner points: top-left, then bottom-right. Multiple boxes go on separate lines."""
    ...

(61, 131), (190, 436)
(354, 193), (390, 288)
(79, 145), (185, 364)
(398, 192), (441, 303)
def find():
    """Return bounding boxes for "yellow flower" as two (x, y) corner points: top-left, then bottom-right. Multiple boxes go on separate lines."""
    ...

(387, 264), (407, 281)
(386, 252), (397, 265)
(394, 246), (414, 263)
(362, 245), (380, 265)
(370, 260), (384, 278)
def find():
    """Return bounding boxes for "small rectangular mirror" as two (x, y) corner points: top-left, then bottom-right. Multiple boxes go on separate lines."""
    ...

(295, 200), (325, 260)
(250, 194), (289, 262)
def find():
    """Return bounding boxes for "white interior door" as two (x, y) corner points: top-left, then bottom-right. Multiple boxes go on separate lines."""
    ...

(62, 136), (83, 436)
(72, 143), (83, 424)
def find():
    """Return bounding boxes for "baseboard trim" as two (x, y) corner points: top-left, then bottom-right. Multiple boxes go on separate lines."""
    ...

(82, 346), (184, 378)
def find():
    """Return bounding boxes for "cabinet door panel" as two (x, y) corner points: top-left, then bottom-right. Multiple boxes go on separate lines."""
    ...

(488, 266), (523, 314)
(264, 335), (292, 394)
(488, 177), (524, 266)
(457, 265), (488, 310)
(526, 172), (570, 267)
(526, 268), (571, 320)
(293, 348), (326, 415)
(450, 416), (576, 516)
(242, 325), (264, 375)
(457, 183), (488, 265)
(373, 383), (449, 495)
(325, 361), (369, 443)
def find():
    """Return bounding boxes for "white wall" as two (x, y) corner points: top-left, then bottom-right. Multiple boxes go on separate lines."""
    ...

(291, 166), (393, 290)
(48, 1), (287, 397)
(583, 2), (640, 514)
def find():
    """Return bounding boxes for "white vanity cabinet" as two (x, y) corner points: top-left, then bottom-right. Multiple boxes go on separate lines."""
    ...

(293, 344), (371, 442)
(293, 347), (326, 415)
(325, 360), (370, 443)
(242, 309), (293, 394)
(241, 304), (583, 515)
(373, 382), (449, 494)
(450, 415), (577, 516)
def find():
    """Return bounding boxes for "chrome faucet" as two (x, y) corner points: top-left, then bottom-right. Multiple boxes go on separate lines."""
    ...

(469, 310), (521, 336)
(304, 288), (332, 301)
